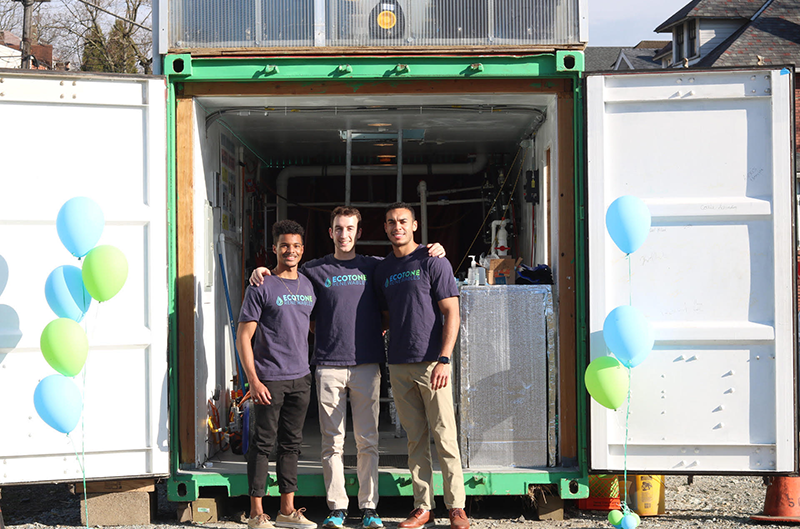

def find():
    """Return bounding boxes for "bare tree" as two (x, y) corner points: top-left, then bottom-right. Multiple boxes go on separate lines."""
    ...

(0, 0), (22, 32)
(0, 0), (152, 72)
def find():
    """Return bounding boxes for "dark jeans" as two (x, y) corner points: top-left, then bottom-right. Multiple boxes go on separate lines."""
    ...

(248, 374), (312, 496)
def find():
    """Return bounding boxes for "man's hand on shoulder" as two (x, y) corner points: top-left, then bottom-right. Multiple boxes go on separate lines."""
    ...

(427, 242), (446, 258)
(249, 267), (271, 286)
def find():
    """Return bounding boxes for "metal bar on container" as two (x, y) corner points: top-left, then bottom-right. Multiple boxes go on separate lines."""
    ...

(397, 128), (403, 202)
(254, 0), (262, 47)
(292, 198), (485, 208)
(346, 129), (352, 205)
(313, 0), (326, 46)
(427, 185), (485, 196)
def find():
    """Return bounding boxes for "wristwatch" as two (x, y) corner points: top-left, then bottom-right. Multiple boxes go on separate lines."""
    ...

(437, 356), (451, 365)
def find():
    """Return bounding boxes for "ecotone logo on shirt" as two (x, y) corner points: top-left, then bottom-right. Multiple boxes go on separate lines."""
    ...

(276, 294), (314, 307)
(324, 274), (367, 288)
(384, 269), (421, 288)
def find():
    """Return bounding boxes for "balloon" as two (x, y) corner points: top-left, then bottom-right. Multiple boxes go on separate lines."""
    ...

(44, 265), (91, 322)
(603, 305), (654, 368)
(34, 374), (83, 434)
(82, 245), (128, 302)
(585, 356), (629, 410)
(40, 318), (88, 377)
(606, 195), (651, 254)
(608, 510), (624, 526)
(56, 197), (104, 258)
(621, 513), (640, 529)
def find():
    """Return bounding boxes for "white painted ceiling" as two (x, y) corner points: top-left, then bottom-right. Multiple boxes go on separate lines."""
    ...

(196, 92), (554, 161)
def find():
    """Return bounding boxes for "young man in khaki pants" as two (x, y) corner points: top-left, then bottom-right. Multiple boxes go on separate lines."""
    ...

(375, 203), (469, 529)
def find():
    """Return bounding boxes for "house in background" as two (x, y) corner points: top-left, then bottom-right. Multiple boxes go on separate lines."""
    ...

(655, 0), (800, 69)
(584, 40), (669, 72)
(0, 31), (53, 69)
(0, 32), (22, 69)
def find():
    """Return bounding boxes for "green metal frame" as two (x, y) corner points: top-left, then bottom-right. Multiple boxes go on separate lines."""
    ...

(164, 51), (589, 503)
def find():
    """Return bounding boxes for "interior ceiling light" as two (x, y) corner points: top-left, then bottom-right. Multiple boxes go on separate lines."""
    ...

(374, 143), (394, 147)
(340, 130), (425, 142)
(368, 123), (392, 127)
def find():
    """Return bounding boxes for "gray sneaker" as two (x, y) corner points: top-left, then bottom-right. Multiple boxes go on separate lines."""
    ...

(249, 514), (276, 529)
(275, 508), (317, 529)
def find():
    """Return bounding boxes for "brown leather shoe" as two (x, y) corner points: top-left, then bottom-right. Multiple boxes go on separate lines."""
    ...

(449, 508), (469, 529)
(398, 508), (434, 529)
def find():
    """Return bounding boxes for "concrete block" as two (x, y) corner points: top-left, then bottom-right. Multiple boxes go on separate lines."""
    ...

(80, 491), (154, 526)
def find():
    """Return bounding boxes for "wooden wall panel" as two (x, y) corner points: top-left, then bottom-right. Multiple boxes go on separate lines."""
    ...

(176, 97), (196, 464)
(556, 88), (577, 462)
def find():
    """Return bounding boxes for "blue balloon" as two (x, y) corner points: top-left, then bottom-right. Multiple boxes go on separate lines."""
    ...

(603, 305), (654, 368)
(33, 375), (82, 434)
(44, 265), (91, 322)
(621, 514), (639, 529)
(606, 195), (651, 254)
(56, 197), (104, 258)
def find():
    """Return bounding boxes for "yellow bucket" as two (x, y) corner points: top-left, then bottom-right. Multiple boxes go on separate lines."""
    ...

(619, 475), (666, 516)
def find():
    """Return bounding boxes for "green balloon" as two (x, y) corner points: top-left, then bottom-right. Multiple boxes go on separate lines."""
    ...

(608, 510), (624, 526)
(585, 356), (629, 410)
(82, 245), (128, 302)
(40, 318), (88, 377)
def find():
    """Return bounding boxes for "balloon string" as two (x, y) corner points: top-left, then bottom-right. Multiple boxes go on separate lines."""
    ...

(623, 365), (632, 515)
(627, 254), (632, 306)
(81, 365), (88, 529)
(69, 435), (88, 528)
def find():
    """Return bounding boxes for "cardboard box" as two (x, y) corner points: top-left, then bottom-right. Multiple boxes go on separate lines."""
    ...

(177, 498), (220, 523)
(487, 257), (521, 285)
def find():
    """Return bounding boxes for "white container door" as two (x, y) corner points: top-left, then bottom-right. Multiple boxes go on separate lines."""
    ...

(587, 68), (796, 473)
(0, 71), (169, 483)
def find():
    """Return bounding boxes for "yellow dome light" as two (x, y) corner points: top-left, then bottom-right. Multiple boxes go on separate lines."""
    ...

(377, 10), (397, 30)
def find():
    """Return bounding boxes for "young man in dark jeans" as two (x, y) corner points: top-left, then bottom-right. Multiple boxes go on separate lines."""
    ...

(237, 219), (317, 529)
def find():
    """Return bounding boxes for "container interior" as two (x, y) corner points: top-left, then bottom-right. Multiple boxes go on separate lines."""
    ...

(184, 85), (571, 477)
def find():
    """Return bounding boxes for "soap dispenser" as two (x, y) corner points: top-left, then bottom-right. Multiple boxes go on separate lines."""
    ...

(467, 255), (486, 286)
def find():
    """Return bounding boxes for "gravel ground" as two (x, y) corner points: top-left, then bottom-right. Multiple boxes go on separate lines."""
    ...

(0, 476), (791, 529)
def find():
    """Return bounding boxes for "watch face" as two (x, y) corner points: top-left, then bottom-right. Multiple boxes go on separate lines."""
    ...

(438, 356), (450, 364)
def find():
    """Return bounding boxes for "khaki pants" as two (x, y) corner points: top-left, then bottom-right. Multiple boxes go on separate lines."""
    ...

(316, 364), (381, 510)
(389, 362), (465, 510)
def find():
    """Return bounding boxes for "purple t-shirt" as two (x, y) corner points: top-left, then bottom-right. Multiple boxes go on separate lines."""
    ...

(238, 274), (315, 381)
(300, 254), (385, 366)
(375, 244), (459, 364)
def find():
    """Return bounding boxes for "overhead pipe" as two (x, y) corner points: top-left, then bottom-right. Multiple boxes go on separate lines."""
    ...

(276, 154), (488, 220)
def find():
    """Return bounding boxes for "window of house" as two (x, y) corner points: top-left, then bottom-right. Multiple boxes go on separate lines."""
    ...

(687, 20), (697, 57)
(675, 24), (684, 61)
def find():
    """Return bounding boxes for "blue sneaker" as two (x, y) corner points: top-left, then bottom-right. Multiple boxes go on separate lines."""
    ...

(323, 510), (347, 529)
(361, 509), (384, 529)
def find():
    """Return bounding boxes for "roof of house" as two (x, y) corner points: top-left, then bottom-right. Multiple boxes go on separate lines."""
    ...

(0, 31), (21, 48)
(635, 40), (671, 49)
(695, 0), (800, 67)
(654, 41), (673, 60)
(655, 0), (765, 32)
(584, 47), (626, 71)
(617, 48), (664, 70)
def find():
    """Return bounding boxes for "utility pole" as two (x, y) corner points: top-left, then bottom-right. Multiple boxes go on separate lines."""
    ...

(13, 0), (49, 69)
(20, 0), (33, 68)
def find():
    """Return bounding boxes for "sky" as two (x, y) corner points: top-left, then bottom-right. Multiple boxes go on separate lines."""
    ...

(587, 0), (692, 46)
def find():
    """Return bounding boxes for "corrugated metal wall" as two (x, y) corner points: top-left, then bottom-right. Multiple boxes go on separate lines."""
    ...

(169, 0), (581, 49)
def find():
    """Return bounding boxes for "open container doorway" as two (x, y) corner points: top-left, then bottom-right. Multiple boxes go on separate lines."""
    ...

(175, 78), (578, 493)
